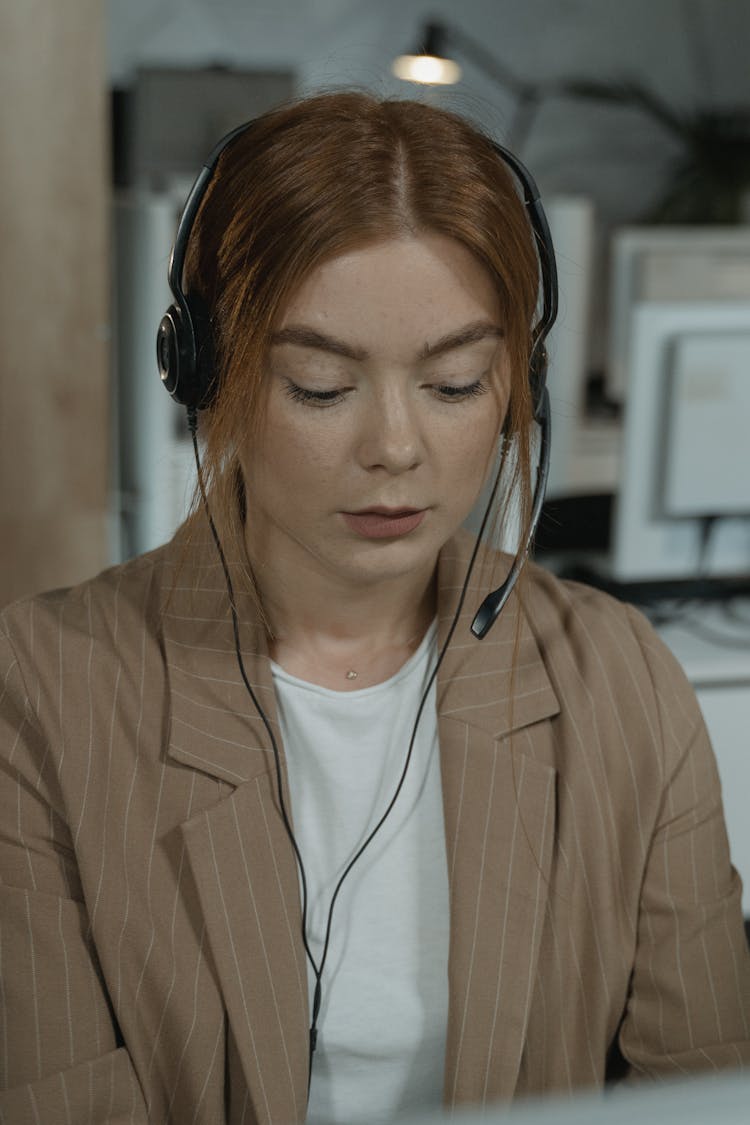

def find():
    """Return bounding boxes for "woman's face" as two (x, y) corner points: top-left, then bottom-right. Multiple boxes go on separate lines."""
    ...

(241, 233), (509, 593)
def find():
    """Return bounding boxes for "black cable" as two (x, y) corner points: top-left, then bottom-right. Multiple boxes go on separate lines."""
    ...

(187, 406), (501, 1097)
(723, 599), (750, 628)
(647, 599), (701, 628)
(471, 389), (550, 638)
(642, 519), (750, 648)
(186, 410), (319, 1078)
(646, 515), (720, 629)
(660, 613), (750, 651)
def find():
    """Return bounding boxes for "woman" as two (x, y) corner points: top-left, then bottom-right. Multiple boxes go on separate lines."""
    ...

(1, 91), (748, 1125)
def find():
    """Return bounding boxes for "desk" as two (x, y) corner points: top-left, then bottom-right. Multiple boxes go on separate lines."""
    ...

(654, 600), (750, 915)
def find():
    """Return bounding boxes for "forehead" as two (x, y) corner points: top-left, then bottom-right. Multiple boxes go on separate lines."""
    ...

(274, 233), (501, 351)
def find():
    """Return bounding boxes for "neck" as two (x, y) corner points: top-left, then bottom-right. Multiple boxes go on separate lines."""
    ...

(245, 536), (438, 689)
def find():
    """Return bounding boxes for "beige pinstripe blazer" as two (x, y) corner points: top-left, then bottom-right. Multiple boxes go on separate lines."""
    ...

(1, 520), (749, 1124)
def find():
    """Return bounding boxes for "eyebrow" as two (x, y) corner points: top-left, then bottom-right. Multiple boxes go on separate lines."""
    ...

(270, 320), (504, 362)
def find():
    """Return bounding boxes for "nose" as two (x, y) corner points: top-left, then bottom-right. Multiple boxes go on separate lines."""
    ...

(358, 385), (425, 475)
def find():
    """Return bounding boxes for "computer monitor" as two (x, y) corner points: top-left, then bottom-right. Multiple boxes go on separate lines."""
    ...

(611, 300), (750, 583)
(607, 227), (750, 404)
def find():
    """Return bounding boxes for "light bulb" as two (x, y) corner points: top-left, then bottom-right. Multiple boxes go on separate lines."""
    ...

(391, 54), (462, 85)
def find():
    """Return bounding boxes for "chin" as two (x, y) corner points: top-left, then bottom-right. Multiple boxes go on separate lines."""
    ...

(338, 524), (451, 581)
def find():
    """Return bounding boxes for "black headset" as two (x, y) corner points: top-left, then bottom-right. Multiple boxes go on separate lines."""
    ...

(156, 119), (558, 638)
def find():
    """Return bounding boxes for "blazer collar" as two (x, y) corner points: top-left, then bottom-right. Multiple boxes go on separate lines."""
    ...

(160, 515), (280, 787)
(434, 531), (560, 1107)
(160, 520), (560, 785)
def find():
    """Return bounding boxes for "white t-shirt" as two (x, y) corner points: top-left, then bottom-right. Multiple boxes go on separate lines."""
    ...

(271, 620), (449, 1124)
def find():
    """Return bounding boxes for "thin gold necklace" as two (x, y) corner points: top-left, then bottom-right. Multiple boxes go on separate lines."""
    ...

(343, 625), (426, 681)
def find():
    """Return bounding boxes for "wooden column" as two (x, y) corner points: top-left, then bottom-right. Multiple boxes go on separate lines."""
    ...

(0, 0), (109, 607)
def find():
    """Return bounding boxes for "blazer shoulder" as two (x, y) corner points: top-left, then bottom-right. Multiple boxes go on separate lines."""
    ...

(0, 537), (176, 676)
(520, 559), (705, 753)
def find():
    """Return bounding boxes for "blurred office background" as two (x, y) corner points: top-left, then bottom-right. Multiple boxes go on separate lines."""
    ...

(1, 0), (749, 920)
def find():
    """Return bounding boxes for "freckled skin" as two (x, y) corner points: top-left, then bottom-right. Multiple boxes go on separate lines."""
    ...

(240, 233), (509, 674)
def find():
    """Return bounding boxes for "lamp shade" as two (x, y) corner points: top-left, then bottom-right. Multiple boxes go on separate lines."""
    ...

(392, 21), (461, 85)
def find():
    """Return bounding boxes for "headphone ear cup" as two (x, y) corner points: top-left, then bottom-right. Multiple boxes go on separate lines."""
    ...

(156, 297), (216, 410)
(157, 303), (197, 407)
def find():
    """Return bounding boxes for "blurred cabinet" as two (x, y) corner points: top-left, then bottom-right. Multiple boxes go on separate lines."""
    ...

(656, 603), (750, 916)
(696, 683), (750, 915)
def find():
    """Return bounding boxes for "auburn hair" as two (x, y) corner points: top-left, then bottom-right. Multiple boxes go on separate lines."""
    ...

(183, 89), (541, 573)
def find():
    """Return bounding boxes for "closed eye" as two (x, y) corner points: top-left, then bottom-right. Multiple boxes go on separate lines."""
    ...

(432, 380), (488, 401)
(283, 380), (347, 406)
(282, 377), (489, 407)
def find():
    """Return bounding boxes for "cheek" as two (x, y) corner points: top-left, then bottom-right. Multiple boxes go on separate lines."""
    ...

(437, 413), (501, 505)
(244, 414), (343, 495)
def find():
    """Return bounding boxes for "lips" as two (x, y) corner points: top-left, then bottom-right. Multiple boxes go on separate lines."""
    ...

(351, 506), (422, 517)
(342, 507), (427, 539)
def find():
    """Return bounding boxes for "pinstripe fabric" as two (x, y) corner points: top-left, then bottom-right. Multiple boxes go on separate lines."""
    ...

(1, 518), (748, 1123)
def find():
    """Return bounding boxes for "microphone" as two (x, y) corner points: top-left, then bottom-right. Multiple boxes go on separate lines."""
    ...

(470, 387), (551, 639)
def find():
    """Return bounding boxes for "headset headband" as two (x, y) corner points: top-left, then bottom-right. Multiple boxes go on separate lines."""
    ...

(157, 120), (558, 423)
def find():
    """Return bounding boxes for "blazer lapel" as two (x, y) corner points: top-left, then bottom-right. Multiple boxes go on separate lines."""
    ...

(436, 533), (560, 1108)
(160, 521), (309, 1124)
(180, 780), (309, 1125)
